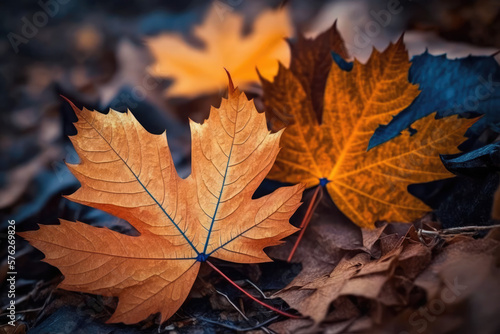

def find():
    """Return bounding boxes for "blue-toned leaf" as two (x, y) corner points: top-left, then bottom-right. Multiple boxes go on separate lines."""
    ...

(331, 51), (353, 72)
(369, 51), (500, 149)
(441, 141), (500, 176)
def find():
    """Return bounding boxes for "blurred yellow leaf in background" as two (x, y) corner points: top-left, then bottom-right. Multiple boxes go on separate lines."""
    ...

(147, 7), (292, 97)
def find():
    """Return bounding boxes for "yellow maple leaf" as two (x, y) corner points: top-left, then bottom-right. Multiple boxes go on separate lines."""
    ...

(147, 7), (292, 97)
(19, 77), (304, 324)
(262, 38), (475, 228)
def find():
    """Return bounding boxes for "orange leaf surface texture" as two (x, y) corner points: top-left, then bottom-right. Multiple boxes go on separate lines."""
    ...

(147, 7), (292, 97)
(261, 35), (475, 228)
(19, 78), (304, 324)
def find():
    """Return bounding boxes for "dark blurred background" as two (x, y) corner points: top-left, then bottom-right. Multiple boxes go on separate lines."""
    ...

(2, 0), (499, 222)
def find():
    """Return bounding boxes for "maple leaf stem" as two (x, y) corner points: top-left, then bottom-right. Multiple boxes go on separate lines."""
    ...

(206, 260), (302, 319)
(287, 185), (323, 262)
(299, 185), (322, 228)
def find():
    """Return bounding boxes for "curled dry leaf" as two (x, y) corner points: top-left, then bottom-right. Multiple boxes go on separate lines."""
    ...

(261, 34), (476, 228)
(275, 224), (433, 326)
(273, 216), (500, 333)
(147, 7), (292, 97)
(19, 76), (304, 324)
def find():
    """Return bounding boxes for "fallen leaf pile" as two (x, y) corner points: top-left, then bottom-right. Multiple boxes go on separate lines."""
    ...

(274, 224), (433, 331)
(267, 203), (500, 332)
(277, 225), (432, 323)
(20, 77), (304, 324)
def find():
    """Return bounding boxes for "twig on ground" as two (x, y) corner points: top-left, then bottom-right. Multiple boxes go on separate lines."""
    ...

(215, 289), (272, 334)
(245, 279), (271, 300)
(206, 260), (301, 319)
(418, 224), (500, 245)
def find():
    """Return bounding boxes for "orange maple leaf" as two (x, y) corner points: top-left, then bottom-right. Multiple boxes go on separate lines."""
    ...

(261, 37), (475, 228)
(147, 7), (292, 97)
(19, 77), (304, 324)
